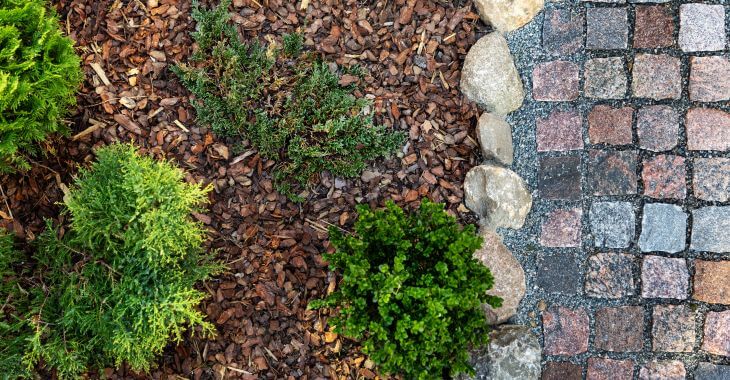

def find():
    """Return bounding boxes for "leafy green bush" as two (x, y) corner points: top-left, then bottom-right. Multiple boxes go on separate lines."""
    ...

(311, 200), (502, 379)
(0, 0), (83, 172)
(173, 0), (403, 200)
(0, 144), (220, 379)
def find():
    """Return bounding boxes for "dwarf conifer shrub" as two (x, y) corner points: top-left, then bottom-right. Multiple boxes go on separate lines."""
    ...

(0, 144), (220, 379)
(311, 200), (502, 379)
(0, 229), (32, 378)
(0, 0), (83, 172)
(173, 0), (403, 200)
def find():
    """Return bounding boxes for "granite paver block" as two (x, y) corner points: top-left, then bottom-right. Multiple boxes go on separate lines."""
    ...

(639, 361), (686, 380)
(642, 155), (687, 200)
(686, 108), (730, 151)
(587, 8), (628, 50)
(638, 203), (687, 253)
(693, 158), (730, 202)
(693, 260), (730, 305)
(543, 8), (584, 55)
(539, 156), (582, 200)
(585, 252), (636, 299)
(590, 202), (635, 249)
(587, 358), (634, 380)
(588, 105), (633, 145)
(637, 105), (679, 152)
(537, 253), (581, 295)
(585, 57), (627, 99)
(691, 206), (730, 253)
(641, 255), (689, 299)
(679, 4), (726, 52)
(632, 54), (681, 100)
(594, 306), (644, 352)
(537, 109), (583, 152)
(652, 304), (696, 352)
(542, 362), (583, 380)
(588, 150), (638, 196)
(534, 61), (580, 101)
(634, 5), (674, 48)
(543, 306), (590, 356)
(540, 208), (582, 248)
(702, 311), (730, 356)
(690, 56), (730, 102)
(696, 363), (730, 380)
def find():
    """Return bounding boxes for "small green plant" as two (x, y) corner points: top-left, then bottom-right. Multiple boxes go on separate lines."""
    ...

(173, 0), (403, 200)
(282, 32), (304, 57)
(0, 0), (83, 172)
(311, 200), (502, 379)
(0, 144), (220, 378)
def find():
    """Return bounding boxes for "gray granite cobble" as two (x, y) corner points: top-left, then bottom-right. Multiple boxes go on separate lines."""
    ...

(638, 203), (687, 253)
(590, 202), (635, 249)
(691, 206), (730, 253)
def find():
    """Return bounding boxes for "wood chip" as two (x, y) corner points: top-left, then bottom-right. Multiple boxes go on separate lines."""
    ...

(173, 119), (189, 132)
(89, 62), (111, 86)
(113, 114), (142, 135)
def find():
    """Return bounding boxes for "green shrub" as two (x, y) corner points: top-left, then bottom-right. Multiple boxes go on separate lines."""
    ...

(311, 200), (502, 379)
(0, 0), (83, 172)
(173, 0), (404, 200)
(0, 229), (32, 378)
(0, 144), (220, 379)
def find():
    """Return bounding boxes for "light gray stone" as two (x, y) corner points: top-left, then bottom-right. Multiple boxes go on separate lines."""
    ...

(679, 4), (726, 53)
(639, 203), (687, 253)
(458, 326), (541, 380)
(584, 57), (627, 99)
(691, 206), (730, 253)
(473, 0), (544, 33)
(464, 164), (532, 230)
(477, 113), (513, 166)
(461, 33), (524, 115)
(590, 202), (635, 248)
(474, 230), (525, 325)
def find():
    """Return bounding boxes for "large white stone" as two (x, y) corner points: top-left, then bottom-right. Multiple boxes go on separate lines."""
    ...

(457, 325), (541, 380)
(464, 164), (532, 229)
(474, 230), (526, 325)
(460, 33), (524, 115)
(474, 0), (545, 33)
(477, 113), (514, 166)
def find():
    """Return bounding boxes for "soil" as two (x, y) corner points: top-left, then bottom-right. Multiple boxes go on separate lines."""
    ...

(0, 0), (489, 378)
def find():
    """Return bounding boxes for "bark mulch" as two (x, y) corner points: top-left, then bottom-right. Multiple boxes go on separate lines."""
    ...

(0, 0), (488, 378)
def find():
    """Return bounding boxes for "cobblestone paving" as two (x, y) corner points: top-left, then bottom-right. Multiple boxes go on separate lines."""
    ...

(501, 1), (730, 378)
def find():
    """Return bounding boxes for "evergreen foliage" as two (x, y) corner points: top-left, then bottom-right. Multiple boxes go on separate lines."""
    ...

(0, 0), (83, 172)
(0, 144), (220, 379)
(173, 0), (404, 200)
(310, 200), (502, 379)
(0, 229), (32, 379)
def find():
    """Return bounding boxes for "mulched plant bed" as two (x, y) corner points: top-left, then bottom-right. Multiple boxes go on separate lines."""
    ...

(0, 0), (489, 378)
